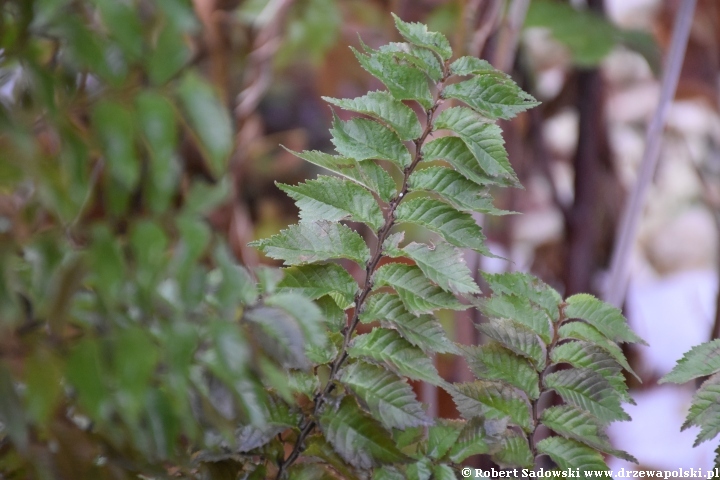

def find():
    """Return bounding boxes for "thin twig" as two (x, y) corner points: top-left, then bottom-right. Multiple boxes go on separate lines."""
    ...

(273, 62), (452, 480)
(604, 0), (696, 307)
(492, 0), (530, 72)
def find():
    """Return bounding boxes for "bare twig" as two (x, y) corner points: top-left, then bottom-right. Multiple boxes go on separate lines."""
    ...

(492, 0), (530, 72)
(604, 0), (696, 307)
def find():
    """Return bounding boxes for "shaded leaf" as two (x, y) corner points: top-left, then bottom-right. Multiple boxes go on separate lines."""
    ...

(353, 48), (434, 108)
(427, 419), (464, 460)
(443, 74), (538, 120)
(450, 380), (532, 431)
(324, 91), (422, 140)
(265, 292), (326, 348)
(423, 137), (505, 187)
(318, 396), (408, 469)
(565, 294), (646, 345)
(399, 241), (480, 294)
(551, 340), (632, 404)
(177, 73), (233, 177)
(339, 361), (430, 430)
(544, 368), (630, 424)
(462, 342), (540, 400)
(541, 405), (637, 462)
(482, 272), (562, 321)
(447, 417), (491, 462)
(659, 339), (720, 383)
(330, 112), (412, 169)
(348, 328), (445, 385)
(373, 263), (467, 314)
(249, 221), (370, 266)
(480, 294), (552, 344)
(477, 318), (546, 371)
(279, 176), (384, 230)
(537, 436), (610, 472)
(277, 263), (358, 310)
(361, 293), (458, 354)
(681, 374), (720, 446)
(409, 166), (511, 215)
(559, 321), (639, 381)
(283, 148), (396, 202)
(392, 13), (452, 60)
(434, 107), (518, 185)
(492, 431), (533, 469)
(450, 56), (497, 76)
(395, 197), (491, 255)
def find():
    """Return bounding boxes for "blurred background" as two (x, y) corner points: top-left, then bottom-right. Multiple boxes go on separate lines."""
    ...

(1, 0), (719, 474)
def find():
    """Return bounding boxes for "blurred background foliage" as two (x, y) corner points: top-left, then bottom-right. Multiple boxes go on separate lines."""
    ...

(0, 0), (719, 477)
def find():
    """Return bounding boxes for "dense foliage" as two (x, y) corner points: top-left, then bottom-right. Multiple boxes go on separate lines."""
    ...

(250, 15), (643, 479)
(0, 2), (647, 479)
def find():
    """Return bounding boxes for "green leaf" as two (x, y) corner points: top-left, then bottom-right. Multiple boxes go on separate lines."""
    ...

(92, 100), (139, 190)
(249, 220), (370, 266)
(447, 417), (491, 462)
(339, 361), (430, 430)
(316, 295), (348, 332)
(395, 197), (491, 254)
(407, 458), (433, 480)
(378, 42), (444, 82)
(434, 107), (518, 185)
(352, 47), (434, 108)
(427, 419), (464, 460)
(537, 437), (610, 472)
(265, 292), (327, 348)
(564, 293), (646, 345)
(373, 263), (467, 314)
(450, 380), (532, 431)
(482, 272), (562, 322)
(0, 366), (28, 451)
(409, 166), (511, 215)
(682, 374), (720, 446)
(318, 396), (408, 469)
(544, 368), (630, 424)
(462, 342), (540, 400)
(323, 91), (422, 141)
(245, 306), (310, 370)
(279, 176), (384, 230)
(287, 464), (338, 480)
(277, 263), (358, 310)
(423, 137), (506, 187)
(477, 318), (546, 371)
(348, 328), (445, 385)
(283, 148), (396, 202)
(443, 74), (539, 120)
(66, 340), (110, 421)
(551, 340), (632, 404)
(541, 405), (637, 462)
(392, 13), (452, 60)
(374, 466), (406, 480)
(330, 112), (412, 169)
(361, 293), (458, 354)
(559, 321), (639, 381)
(450, 56), (497, 76)
(135, 92), (179, 213)
(492, 431), (533, 469)
(525, 0), (618, 67)
(304, 435), (362, 480)
(480, 294), (552, 344)
(177, 73), (233, 177)
(433, 465), (458, 480)
(399, 241), (480, 294)
(214, 245), (258, 307)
